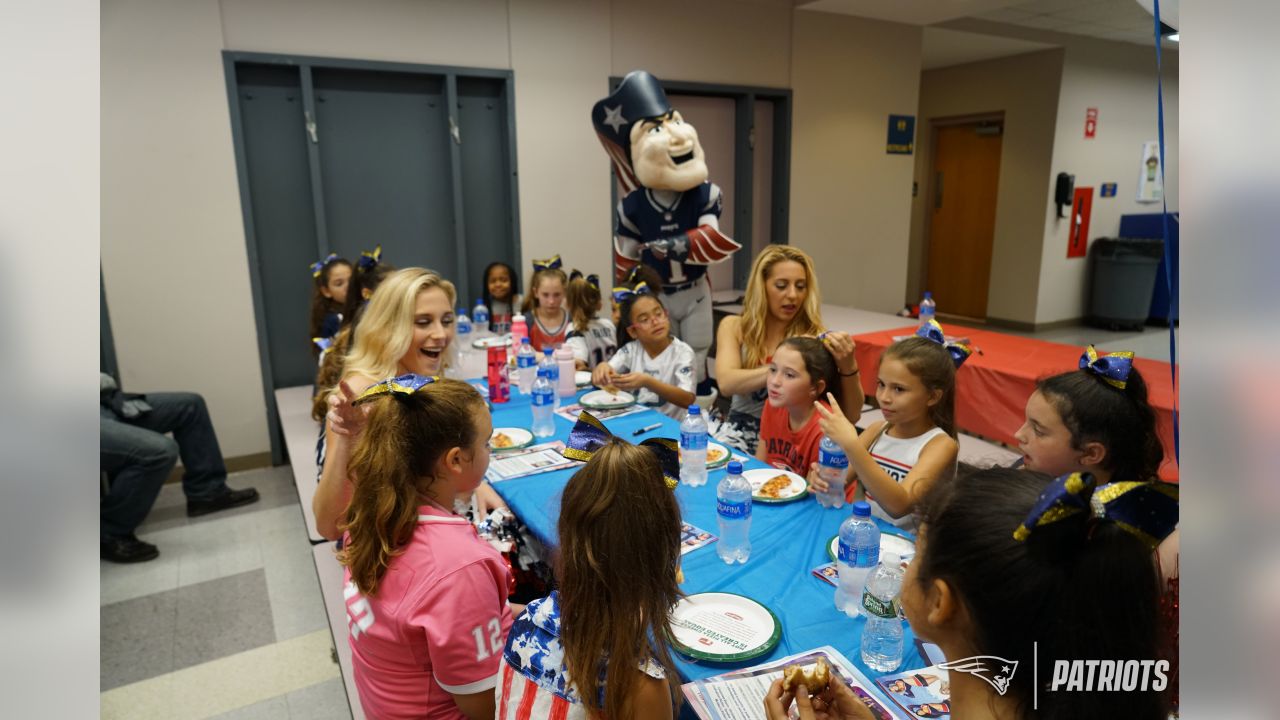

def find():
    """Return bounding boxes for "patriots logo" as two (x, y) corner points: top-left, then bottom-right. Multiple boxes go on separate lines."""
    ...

(939, 655), (1018, 695)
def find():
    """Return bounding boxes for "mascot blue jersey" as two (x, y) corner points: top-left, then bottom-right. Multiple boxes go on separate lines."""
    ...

(615, 181), (722, 287)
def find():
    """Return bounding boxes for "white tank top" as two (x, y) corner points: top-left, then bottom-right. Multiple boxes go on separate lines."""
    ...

(866, 425), (950, 531)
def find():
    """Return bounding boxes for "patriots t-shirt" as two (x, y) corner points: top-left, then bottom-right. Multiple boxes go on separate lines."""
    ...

(615, 182), (722, 287)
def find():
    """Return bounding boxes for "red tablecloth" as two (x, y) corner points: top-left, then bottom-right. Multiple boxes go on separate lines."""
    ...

(852, 325), (1179, 482)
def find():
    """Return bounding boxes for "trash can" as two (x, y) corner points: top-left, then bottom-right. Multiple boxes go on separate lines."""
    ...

(1087, 237), (1164, 331)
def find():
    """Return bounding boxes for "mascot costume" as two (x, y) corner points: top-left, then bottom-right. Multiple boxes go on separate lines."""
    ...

(592, 71), (741, 396)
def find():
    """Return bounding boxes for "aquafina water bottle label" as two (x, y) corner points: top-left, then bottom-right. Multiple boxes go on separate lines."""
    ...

(837, 539), (856, 564)
(716, 499), (750, 519)
(681, 430), (708, 451)
(532, 389), (553, 407)
(517, 353), (536, 369)
(819, 445), (848, 470)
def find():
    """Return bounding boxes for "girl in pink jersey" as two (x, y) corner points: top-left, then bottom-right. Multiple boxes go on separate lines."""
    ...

(337, 375), (513, 720)
(497, 414), (683, 720)
(808, 325), (962, 530)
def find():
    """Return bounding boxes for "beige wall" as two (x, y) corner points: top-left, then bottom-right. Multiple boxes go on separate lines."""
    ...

(790, 11), (922, 315)
(102, 0), (270, 458)
(1036, 42), (1179, 324)
(907, 49), (1065, 325)
(101, 0), (924, 458)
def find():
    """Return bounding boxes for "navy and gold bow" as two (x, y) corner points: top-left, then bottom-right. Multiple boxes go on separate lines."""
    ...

(611, 282), (652, 305)
(915, 319), (974, 368)
(313, 336), (334, 354)
(311, 253), (339, 278)
(533, 254), (563, 272)
(562, 411), (680, 489)
(568, 270), (601, 290)
(357, 244), (383, 272)
(1079, 345), (1135, 390)
(353, 373), (439, 405)
(1014, 472), (1179, 549)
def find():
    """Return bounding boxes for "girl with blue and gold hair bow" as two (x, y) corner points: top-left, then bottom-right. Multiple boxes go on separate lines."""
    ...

(495, 411), (683, 719)
(520, 256), (570, 352)
(1014, 344), (1164, 486)
(333, 374), (516, 719)
(565, 270), (617, 371)
(778, 465), (1169, 720)
(309, 253), (353, 356)
(806, 325), (961, 531)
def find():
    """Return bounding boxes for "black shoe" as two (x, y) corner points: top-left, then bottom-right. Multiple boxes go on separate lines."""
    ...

(101, 535), (159, 563)
(186, 487), (260, 517)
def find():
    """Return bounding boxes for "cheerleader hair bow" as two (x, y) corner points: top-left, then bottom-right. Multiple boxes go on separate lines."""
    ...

(353, 373), (440, 406)
(568, 270), (602, 290)
(562, 411), (680, 489)
(312, 336), (334, 354)
(1079, 345), (1135, 390)
(611, 282), (652, 305)
(915, 319), (975, 368)
(357, 244), (383, 272)
(1013, 472), (1179, 550)
(311, 253), (339, 278)
(533, 254), (563, 272)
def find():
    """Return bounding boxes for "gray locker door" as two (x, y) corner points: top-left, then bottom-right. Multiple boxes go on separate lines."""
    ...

(312, 69), (456, 283)
(457, 77), (517, 305)
(236, 64), (320, 389)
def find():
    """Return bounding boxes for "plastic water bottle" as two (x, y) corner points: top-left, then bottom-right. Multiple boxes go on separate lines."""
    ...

(538, 348), (560, 411)
(510, 314), (528, 348)
(918, 291), (936, 328)
(679, 405), (709, 487)
(834, 501), (880, 617)
(457, 307), (473, 351)
(515, 338), (538, 394)
(860, 553), (906, 672)
(472, 298), (490, 328)
(531, 368), (556, 438)
(555, 345), (577, 398)
(716, 461), (752, 564)
(816, 435), (849, 509)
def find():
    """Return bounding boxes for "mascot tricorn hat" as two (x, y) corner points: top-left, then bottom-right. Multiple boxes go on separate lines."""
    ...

(592, 70), (671, 195)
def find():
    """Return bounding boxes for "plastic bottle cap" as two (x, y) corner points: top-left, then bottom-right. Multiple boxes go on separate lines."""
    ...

(924, 291), (932, 299)
(727, 460), (743, 475)
(521, 337), (531, 344)
(687, 404), (700, 415)
(852, 501), (872, 517)
(544, 348), (553, 355)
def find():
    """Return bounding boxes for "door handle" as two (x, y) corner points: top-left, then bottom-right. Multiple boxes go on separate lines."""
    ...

(935, 172), (944, 209)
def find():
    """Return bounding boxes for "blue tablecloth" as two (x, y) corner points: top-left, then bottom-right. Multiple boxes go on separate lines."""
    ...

(486, 386), (926, 684)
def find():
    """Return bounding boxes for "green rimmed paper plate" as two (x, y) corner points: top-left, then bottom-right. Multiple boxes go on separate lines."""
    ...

(742, 468), (808, 504)
(669, 592), (782, 663)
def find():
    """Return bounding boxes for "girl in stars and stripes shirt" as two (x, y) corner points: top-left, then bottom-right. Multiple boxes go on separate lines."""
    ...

(496, 438), (682, 720)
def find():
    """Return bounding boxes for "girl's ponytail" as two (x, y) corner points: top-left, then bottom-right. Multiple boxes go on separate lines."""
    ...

(338, 378), (485, 595)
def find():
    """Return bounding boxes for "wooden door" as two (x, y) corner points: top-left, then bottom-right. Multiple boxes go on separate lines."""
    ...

(926, 123), (1003, 319)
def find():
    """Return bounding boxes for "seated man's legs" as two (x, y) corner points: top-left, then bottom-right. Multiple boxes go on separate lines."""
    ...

(132, 392), (258, 515)
(100, 413), (176, 561)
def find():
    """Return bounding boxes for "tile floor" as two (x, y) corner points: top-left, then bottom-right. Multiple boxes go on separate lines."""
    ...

(100, 466), (350, 720)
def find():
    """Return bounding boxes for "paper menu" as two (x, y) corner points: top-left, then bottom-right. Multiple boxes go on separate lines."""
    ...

(483, 441), (576, 482)
(681, 646), (900, 720)
(874, 664), (952, 719)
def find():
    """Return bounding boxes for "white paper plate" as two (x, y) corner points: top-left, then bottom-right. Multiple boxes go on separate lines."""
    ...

(827, 532), (916, 563)
(489, 427), (533, 452)
(579, 389), (636, 409)
(742, 468), (808, 504)
(575, 370), (592, 387)
(670, 592), (782, 663)
(704, 442), (731, 469)
(472, 335), (512, 349)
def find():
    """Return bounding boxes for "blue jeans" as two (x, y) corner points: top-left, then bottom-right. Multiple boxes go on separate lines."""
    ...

(100, 392), (230, 539)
